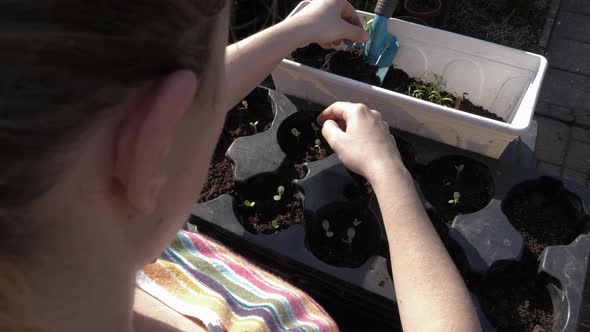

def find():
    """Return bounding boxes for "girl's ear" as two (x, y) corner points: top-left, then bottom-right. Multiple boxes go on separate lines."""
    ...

(113, 70), (198, 215)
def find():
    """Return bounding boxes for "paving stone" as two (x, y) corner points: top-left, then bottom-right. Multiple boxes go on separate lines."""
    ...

(548, 38), (590, 76)
(552, 11), (590, 43)
(537, 160), (562, 177)
(539, 69), (590, 127)
(534, 116), (571, 165)
(563, 167), (588, 185)
(572, 126), (590, 143)
(564, 140), (590, 173)
(535, 101), (575, 123)
(561, 0), (590, 15)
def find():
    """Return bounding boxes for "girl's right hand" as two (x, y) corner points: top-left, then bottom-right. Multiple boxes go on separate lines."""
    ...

(317, 102), (408, 183)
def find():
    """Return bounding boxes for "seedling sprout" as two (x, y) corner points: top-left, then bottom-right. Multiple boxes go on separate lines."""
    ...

(322, 220), (334, 238)
(342, 227), (356, 249)
(448, 192), (461, 206)
(352, 218), (363, 227)
(455, 164), (465, 182)
(271, 219), (280, 229)
(240, 100), (248, 110)
(243, 200), (256, 208)
(250, 121), (259, 133)
(273, 186), (285, 201)
(291, 128), (301, 139)
(314, 139), (321, 152)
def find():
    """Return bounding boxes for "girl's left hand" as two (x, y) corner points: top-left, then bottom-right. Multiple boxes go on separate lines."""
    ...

(290, 0), (369, 49)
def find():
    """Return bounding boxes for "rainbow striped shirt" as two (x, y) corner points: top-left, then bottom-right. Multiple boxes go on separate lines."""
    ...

(137, 231), (338, 332)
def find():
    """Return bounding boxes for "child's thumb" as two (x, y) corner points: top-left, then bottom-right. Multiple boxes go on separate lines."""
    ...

(321, 120), (345, 151)
(340, 22), (369, 44)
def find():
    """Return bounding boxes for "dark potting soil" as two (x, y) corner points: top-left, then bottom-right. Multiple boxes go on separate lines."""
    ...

(235, 167), (305, 234)
(223, 88), (274, 138)
(307, 201), (383, 268)
(406, 0), (438, 12)
(426, 210), (554, 332)
(290, 45), (505, 122)
(277, 110), (334, 164)
(502, 177), (585, 257)
(419, 156), (494, 221)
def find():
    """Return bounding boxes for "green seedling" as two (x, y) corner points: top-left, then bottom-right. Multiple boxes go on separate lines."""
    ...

(291, 128), (301, 139)
(271, 219), (280, 229)
(273, 186), (285, 201)
(448, 192), (461, 206)
(311, 122), (320, 136)
(352, 218), (363, 227)
(362, 16), (372, 31)
(243, 200), (256, 208)
(322, 220), (334, 238)
(240, 100), (248, 110)
(250, 121), (259, 133)
(455, 164), (465, 182)
(342, 227), (356, 250)
(408, 75), (455, 107)
(314, 139), (321, 152)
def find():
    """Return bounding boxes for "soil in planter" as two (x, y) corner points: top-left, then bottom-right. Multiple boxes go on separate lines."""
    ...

(406, 0), (439, 12)
(307, 201), (383, 268)
(501, 177), (585, 257)
(224, 87), (274, 138)
(277, 110), (334, 164)
(381, 69), (505, 122)
(419, 156), (494, 221)
(235, 169), (304, 234)
(290, 45), (505, 122)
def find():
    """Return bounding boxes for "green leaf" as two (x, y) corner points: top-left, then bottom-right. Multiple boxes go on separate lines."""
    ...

(454, 192), (460, 200)
(353, 218), (363, 227)
(273, 195), (281, 201)
(291, 128), (301, 137)
(326, 231), (334, 238)
(271, 220), (280, 229)
(322, 220), (330, 231)
(241, 100), (248, 109)
(347, 227), (356, 240)
(448, 200), (455, 204)
(277, 186), (285, 195)
(314, 139), (321, 147)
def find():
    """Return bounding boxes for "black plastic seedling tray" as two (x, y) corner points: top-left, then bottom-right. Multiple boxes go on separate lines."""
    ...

(188, 88), (590, 332)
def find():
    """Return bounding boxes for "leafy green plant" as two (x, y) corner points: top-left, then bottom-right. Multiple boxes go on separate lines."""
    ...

(314, 139), (321, 152)
(240, 100), (248, 110)
(243, 200), (256, 208)
(322, 220), (334, 238)
(361, 16), (372, 31)
(250, 121), (259, 133)
(291, 128), (301, 139)
(273, 186), (285, 201)
(271, 219), (280, 229)
(408, 76), (454, 107)
(342, 227), (356, 249)
(455, 164), (465, 182)
(448, 192), (461, 206)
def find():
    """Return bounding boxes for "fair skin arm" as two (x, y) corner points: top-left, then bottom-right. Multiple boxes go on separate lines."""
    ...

(222, 0), (369, 111)
(318, 103), (482, 331)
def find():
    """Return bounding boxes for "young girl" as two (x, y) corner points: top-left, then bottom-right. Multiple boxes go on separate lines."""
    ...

(0, 0), (481, 331)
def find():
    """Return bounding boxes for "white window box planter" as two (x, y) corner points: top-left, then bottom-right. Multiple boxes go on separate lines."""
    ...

(271, 1), (548, 159)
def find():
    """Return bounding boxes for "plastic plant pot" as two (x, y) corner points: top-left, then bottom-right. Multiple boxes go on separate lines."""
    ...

(271, 1), (548, 159)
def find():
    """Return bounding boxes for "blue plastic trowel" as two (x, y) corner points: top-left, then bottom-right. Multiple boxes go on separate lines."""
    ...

(363, 0), (400, 83)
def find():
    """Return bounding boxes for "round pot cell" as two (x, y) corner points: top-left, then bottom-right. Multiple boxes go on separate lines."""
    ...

(306, 202), (383, 268)
(235, 171), (303, 234)
(224, 87), (273, 138)
(277, 111), (334, 164)
(419, 155), (494, 221)
(501, 177), (585, 257)
(403, 0), (442, 19)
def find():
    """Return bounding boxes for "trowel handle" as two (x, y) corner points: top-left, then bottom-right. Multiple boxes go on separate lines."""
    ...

(374, 0), (398, 18)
